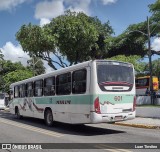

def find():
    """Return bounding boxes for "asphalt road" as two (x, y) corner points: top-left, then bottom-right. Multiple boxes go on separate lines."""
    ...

(0, 110), (160, 152)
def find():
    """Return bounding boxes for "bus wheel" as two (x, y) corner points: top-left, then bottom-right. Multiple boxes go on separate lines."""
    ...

(44, 109), (53, 127)
(15, 107), (22, 119)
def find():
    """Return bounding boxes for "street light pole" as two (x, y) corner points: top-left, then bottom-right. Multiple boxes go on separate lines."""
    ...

(32, 56), (41, 76)
(32, 56), (35, 77)
(147, 16), (154, 104)
(18, 56), (41, 76)
(127, 16), (155, 104)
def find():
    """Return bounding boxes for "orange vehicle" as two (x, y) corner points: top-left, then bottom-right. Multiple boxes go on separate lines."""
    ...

(135, 76), (159, 95)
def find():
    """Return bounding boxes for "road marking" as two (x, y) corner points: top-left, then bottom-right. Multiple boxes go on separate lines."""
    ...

(94, 144), (132, 152)
(0, 118), (63, 138)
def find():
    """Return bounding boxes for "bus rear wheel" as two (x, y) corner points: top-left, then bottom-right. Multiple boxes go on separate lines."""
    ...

(44, 109), (53, 127)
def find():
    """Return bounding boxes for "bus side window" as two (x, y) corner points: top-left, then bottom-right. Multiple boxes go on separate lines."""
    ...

(56, 73), (71, 95)
(72, 69), (87, 94)
(44, 77), (55, 96)
(14, 86), (19, 98)
(19, 84), (25, 98)
(34, 80), (43, 97)
(26, 82), (33, 97)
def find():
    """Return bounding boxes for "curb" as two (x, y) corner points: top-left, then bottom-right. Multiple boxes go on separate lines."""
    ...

(115, 122), (160, 129)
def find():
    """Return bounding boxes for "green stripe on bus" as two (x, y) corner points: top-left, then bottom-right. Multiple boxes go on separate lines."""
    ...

(12, 94), (134, 105)
(35, 94), (134, 104)
(35, 95), (91, 104)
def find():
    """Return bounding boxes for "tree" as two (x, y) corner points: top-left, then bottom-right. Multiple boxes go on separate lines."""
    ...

(142, 59), (160, 77)
(3, 70), (33, 93)
(16, 23), (57, 69)
(106, 21), (149, 58)
(105, 0), (160, 58)
(149, 0), (160, 25)
(0, 60), (25, 76)
(50, 11), (114, 63)
(16, 10), (113, 69)
(0, 50), (4, 61)
(107, 55), (146, 73)
(49, 11), (98, 64)
(0, 60), (32, 92)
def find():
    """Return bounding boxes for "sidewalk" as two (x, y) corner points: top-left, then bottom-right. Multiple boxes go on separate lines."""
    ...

(115, 117), (160, 129)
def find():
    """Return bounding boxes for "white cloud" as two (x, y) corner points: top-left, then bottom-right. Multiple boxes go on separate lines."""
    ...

(151, 38), (160, 51)
(35, 0), (92, 26)
(34, 0), (118, 26)
(0, 0), (27, 11)
(40, 18), (51, 27)
(101, 0), (117, 5)
(35, 0), (64, 19)
(66, 0), (91, 15)
(0, 42), (54, 73)
(0, 42), (30, 66)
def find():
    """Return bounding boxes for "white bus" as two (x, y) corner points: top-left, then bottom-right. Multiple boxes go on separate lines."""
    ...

(9, 60), (136, 126)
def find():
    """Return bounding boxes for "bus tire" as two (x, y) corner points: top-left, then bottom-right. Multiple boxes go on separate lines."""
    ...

(44, 109), (53, 127)
(15, 107), (22, 119)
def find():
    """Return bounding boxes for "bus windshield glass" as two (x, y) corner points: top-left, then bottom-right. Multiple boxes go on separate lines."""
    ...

(97, 63), (134, 85)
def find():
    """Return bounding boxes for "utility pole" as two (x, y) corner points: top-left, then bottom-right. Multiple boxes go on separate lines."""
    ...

(127, 16), (154, 104)
(147, 16), (154, 104)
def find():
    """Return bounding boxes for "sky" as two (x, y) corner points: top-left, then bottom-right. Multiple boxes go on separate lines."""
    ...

(0, 0), (159, 72)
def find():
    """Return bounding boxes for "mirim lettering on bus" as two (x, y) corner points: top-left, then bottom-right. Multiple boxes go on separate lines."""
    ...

(56, 100), (71, 104)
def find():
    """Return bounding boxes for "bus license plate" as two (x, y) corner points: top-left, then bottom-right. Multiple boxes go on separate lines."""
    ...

(115, 116), (122, 120)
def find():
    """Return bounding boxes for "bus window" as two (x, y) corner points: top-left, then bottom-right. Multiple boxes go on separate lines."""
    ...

(72, 69), (87, 94)
(97, 63), (134, 92)
(56, 73), (71, 95)
(19, 84), (26, 98)
(26, 82), (33, 97)
(136, 78), (149, 88)
(14, 86), (19, 98)
(34, 80), (43, 97)
(44, 77), (55, 96)
(136, 76), (159, 91)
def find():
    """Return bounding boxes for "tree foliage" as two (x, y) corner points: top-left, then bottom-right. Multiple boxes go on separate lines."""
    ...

(0, 60), (25, 76)
(16, 10), (113, 69)
(142, 59), (160, 77)
(15, 1), (160, 71)
(149, 0), (160, 23)
(3, 70), (33, 93)
(106, 0), (160, 58)
(106, 30), (147, 58)
(16, 23), (57, 69)
(107, 55), (146, 72)
(0, 50), (4, 61)
(0, 60), (33, 93)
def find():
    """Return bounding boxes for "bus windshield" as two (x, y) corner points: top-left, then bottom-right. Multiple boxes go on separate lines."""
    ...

(97, 63), (134, 84)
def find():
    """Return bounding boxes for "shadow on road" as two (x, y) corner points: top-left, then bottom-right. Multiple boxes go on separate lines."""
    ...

(0, 110), (125, 136)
